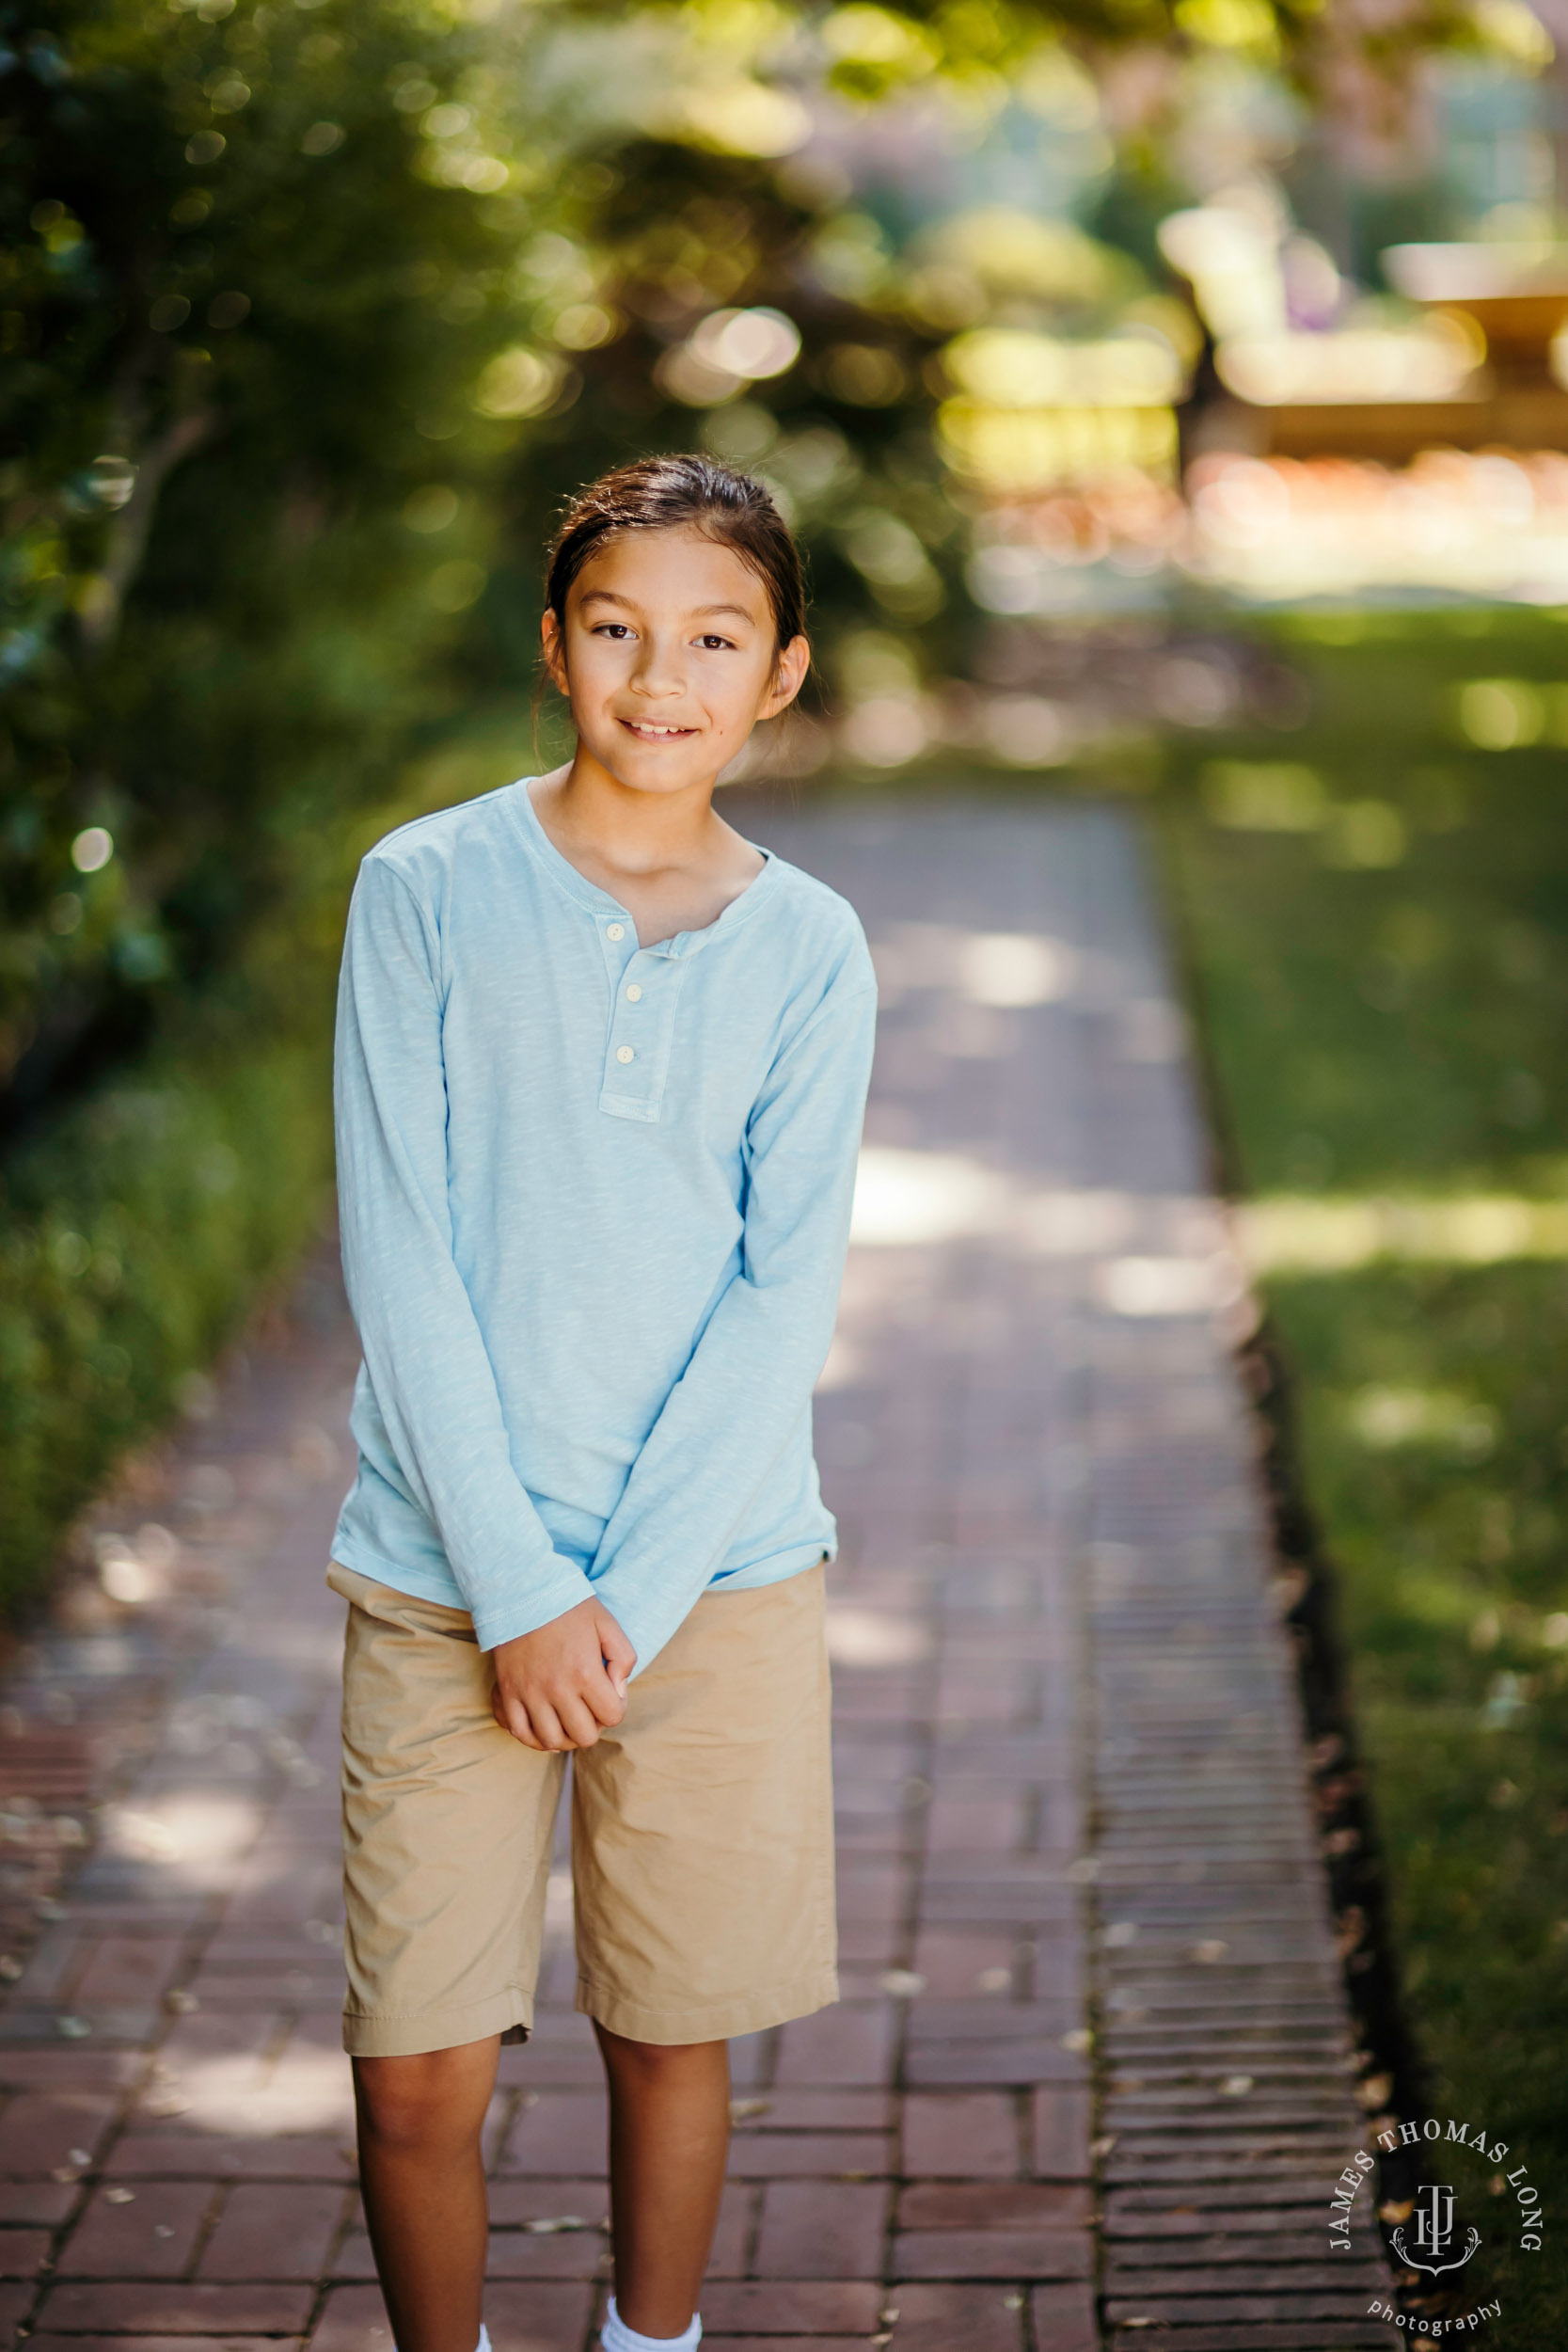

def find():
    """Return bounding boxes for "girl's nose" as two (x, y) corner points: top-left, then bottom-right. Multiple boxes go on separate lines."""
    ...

(629, 635), (687, 697)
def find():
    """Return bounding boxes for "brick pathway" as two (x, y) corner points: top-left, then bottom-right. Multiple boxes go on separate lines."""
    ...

(0, 802), (1396, 2352)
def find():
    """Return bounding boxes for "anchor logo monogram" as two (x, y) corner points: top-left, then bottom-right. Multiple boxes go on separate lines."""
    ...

(1391, 2183), (1482, 2279)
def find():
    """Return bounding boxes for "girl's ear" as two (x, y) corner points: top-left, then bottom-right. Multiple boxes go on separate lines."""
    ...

(760, 633), (810, 722)
(541, 608), (569, 695)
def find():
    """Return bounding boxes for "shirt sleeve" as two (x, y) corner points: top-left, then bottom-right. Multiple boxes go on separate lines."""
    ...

(587, 969), (878, 1673)
(334, 854), (596, 1650)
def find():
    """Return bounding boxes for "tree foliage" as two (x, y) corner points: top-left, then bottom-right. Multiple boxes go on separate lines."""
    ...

(0, 0), (572, 1131)
(0, 0), (1482, 1138)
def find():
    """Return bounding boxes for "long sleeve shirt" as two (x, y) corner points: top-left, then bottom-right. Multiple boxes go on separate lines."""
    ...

(329, 776), (878, 1670)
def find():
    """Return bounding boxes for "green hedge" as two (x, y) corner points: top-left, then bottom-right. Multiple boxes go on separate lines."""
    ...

(0, 1015), (332, 1599)
(0, 701), (534, 1612)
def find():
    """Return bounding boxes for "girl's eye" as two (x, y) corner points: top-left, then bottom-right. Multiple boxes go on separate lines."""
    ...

(594, 623), (632, 640)
(698, 633), (736, 651)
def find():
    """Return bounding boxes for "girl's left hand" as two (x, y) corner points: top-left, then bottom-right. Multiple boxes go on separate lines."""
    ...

(490, 1598), (635, 1751)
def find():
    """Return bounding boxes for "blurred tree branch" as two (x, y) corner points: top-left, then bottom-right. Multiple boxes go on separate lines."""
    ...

(78, 407), (214, 659)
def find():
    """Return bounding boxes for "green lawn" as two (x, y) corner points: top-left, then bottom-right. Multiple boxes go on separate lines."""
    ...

(1157, 607), (1568, 2342)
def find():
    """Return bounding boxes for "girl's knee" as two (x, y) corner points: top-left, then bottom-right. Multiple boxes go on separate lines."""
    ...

(353, 2048), (492, 2151)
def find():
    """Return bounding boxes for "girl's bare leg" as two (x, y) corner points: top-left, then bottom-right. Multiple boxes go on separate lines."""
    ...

(354, 2038), (499, 2352)
(595, 2024), (731, 2338)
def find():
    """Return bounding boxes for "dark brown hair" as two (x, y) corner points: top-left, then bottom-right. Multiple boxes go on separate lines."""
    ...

(544, 453), (807, 655)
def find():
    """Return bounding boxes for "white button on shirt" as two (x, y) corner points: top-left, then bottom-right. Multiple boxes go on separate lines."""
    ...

(607, 922), (625, 940)
(626, 983), (642, 1002)
(616, 1044), (635, 1063)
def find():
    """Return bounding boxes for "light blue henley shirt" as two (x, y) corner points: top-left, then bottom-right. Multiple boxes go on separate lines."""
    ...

(329, 776), (878, 1670)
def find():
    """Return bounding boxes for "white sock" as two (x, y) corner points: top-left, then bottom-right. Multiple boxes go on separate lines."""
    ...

(393, 2330), (489, 2352)
(601, 2295), (701, 2352)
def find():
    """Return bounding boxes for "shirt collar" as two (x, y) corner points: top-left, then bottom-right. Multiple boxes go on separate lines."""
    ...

(504, 777), (783, 957)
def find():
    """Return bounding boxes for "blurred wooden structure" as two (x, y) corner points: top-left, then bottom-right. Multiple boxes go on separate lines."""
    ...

(1206, 242), (1568, 461)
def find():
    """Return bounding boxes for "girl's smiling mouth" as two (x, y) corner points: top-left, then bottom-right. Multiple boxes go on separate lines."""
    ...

(620, 719), (699, 739)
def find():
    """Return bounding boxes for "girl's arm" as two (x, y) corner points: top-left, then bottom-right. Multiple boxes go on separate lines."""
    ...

(335, 854), (597, 1650)
(587, 965), (878, 1671)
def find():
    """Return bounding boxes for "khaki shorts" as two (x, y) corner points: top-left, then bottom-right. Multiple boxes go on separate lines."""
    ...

(328, 1559), (837, 2057)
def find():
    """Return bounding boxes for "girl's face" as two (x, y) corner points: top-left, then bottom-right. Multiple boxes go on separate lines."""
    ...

(542, 524), (808, 796)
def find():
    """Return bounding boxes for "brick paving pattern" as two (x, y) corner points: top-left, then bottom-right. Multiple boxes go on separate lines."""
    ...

(0, 802), (1396, 2350)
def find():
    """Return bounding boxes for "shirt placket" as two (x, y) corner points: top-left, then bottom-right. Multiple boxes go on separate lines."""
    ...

(596, 915), (688, 1122)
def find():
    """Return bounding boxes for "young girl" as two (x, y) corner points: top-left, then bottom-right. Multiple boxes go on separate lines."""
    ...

(327, 456), (877, 2352)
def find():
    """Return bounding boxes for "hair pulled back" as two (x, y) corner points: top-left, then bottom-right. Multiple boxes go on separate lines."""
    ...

(544, 453), (806, 653)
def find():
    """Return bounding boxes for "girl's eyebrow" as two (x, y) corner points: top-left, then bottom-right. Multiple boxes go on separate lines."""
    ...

(577, 588), (755, 624)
